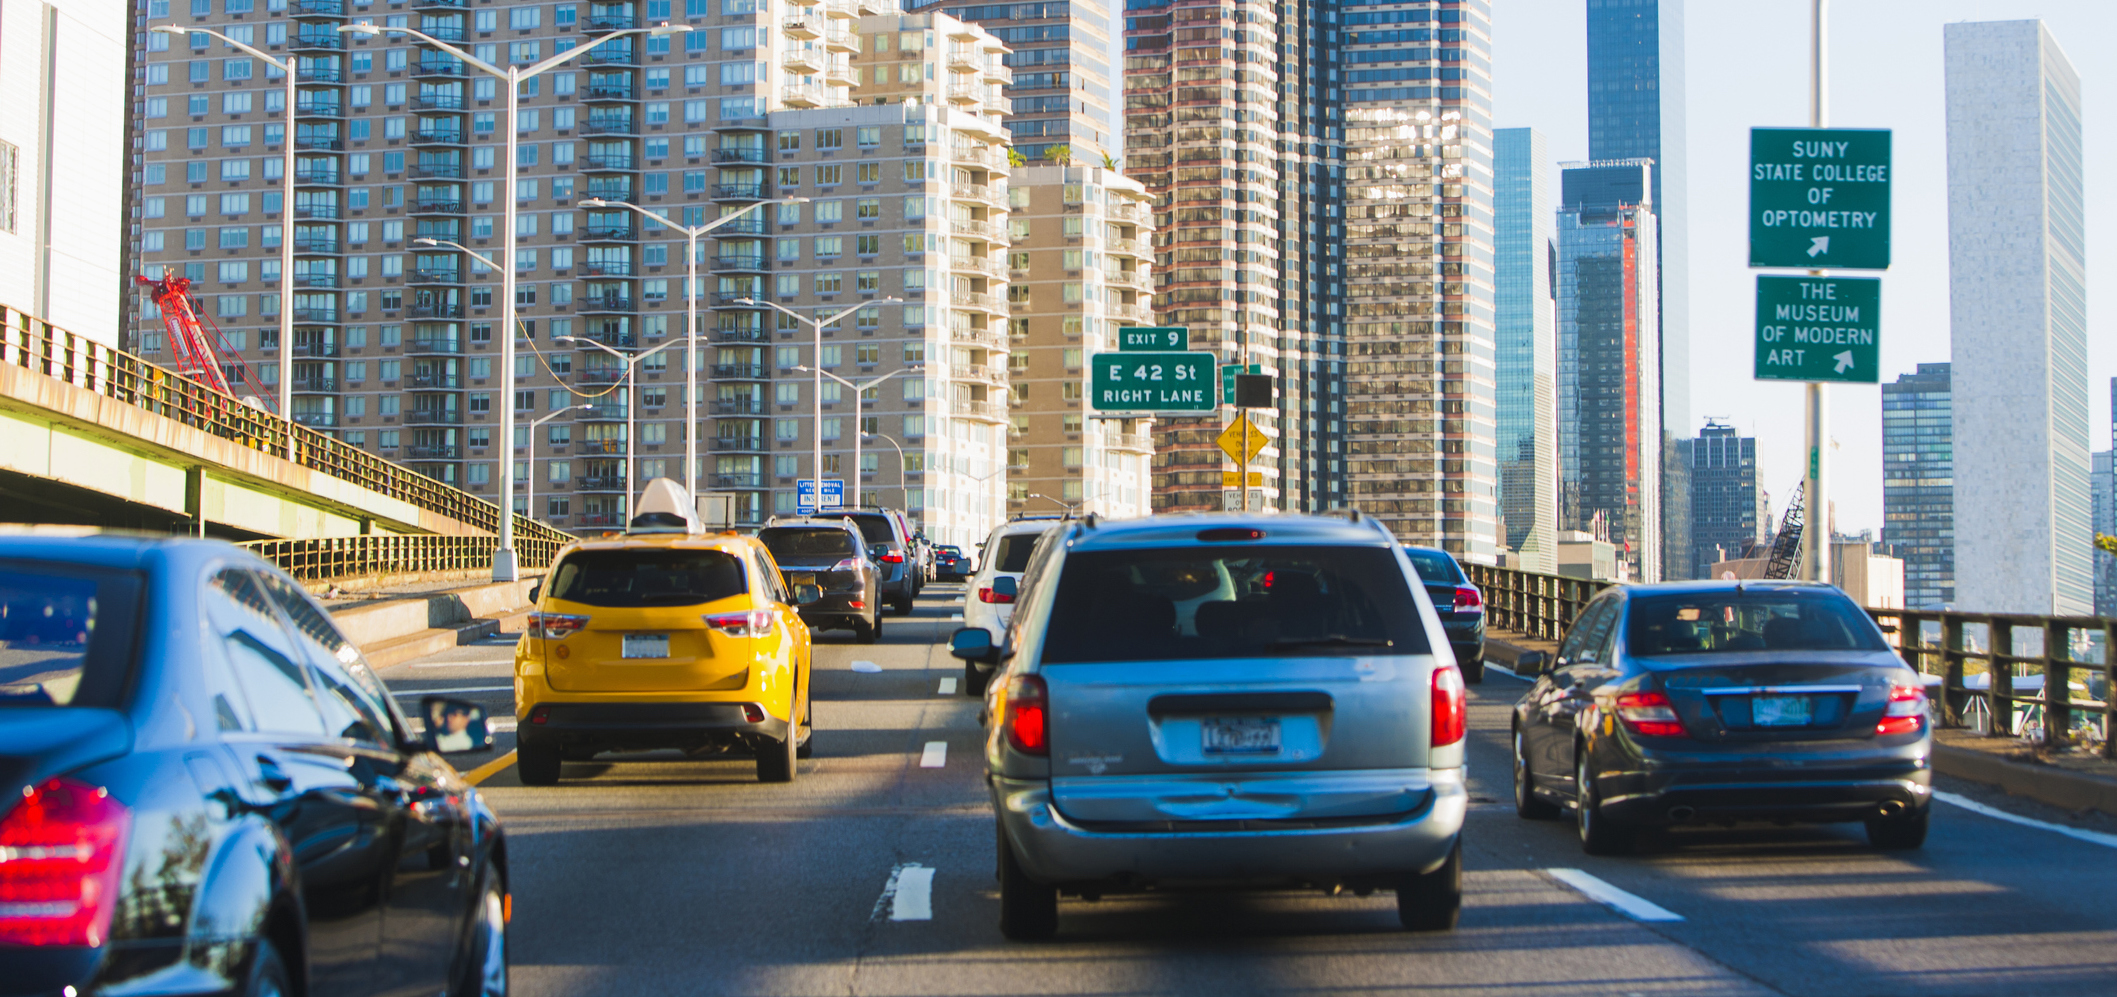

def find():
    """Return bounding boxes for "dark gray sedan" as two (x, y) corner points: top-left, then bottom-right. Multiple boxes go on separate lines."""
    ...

(760, 519), (882, 643)
(1511, 580), (1932, 854)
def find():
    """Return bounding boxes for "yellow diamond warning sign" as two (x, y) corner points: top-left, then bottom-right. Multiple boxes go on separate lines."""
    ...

(1217, 415), (1265, 465)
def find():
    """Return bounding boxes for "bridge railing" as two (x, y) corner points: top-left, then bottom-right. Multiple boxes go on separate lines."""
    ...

(1463, 562), (2113, 758)
(240, 532), (564, 581)
(1, 304), (569, 548)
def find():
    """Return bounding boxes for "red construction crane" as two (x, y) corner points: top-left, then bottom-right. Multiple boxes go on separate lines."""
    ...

(134, 273), (270, 410)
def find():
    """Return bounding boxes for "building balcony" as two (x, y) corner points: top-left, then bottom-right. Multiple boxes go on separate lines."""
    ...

(411, 198), (463, 215)
(579, 261), (634, 278)
(412, 0), (468, 8)
(587, 13), (639, 30)
(577, 294), (635, 313)
(712, 148), (769, 165)
(407, 373), (460, 389)
(822, 61), (858, 87)
(291, 412), (338, 428)
(950, 290), (1000, 312)
(713, 183), (765, 201)
(409, 163), (465, 180)
(292, 238), (338, 254)
(779, 85), (823, 108)
(581, 118), (636, 136)
(412, 128), (466, 146)
(577, 404), (627, 421)
(575, 475), (627, 492)
(291, 308), (338, 322)
(295, 273), (340, 289)
(293, 205), (341, 220)
(713, 325), (768, 343)
(782, 49), (823, 75)
(711, 399), (764, 415)
(712, 254), (767, 272)
(293, 100), (343, 118)
(290, 377), (336, 393)
(580, 224), (637, 242)
(713, 116), (769, 132)
(405, 336), (461, 355)
(713, 363), (767, 380)
(571, 369), (624, 386)
(581, 154), (635, 172)
(412, 60), (467, 79)
(292, 341), (340, 358)
(710, 435), (767, 453)
(950, 397), (1008, 422)
(290, 0), (348, 16)
(295, 68), (342, 84)
(715, 472), (764, 489)
(782, 15), (821, 39)
(290, 33), (345, 52)
(406, 445), (461, 460)
(292, 168), (340, 185)
(412, 94), (467, 111)
(713, 291), (764, 306)
(403, 410), (464, 426)
(583, 83), (637, 102)
(710, 216), (767, 236)
(408, 304), (463, 319)
(294, 137), (344, 153)
(581, 187), (635, 203)
(584, 48), (637, 67)
(953, 326), (1005, 350)
(944, 85), (981, 106)
(950, 255), (1004, 278)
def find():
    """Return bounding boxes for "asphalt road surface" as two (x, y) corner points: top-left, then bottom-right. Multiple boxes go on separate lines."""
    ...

(376, 584), (2117, 996)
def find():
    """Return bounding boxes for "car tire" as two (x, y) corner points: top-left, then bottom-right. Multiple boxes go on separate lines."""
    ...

(243, 937), (292, 997)
(1576, 749), (1635, 856)
(1865, 806), (1929, 850)
(963, 659), (991, 696)
(1461, 656), (1485, 684)
(1513, 727), (1560, 820)
(1395, 837), (1462, 932)
(891, 593), (915, 616)
(997, 821), (1058, 941)
(449, 865), (509, 997)
(854, 617), (879, 644)
(756, 726), (798, 783)
(516, 742), (561, 787)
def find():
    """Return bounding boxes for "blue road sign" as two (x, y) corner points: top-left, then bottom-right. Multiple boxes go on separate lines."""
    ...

(797, 478), (845, 515)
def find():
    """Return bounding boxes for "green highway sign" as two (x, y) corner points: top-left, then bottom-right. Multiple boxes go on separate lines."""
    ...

(1754, 275), (1879, 384)
(1118, 326), (1188, 351)
(1090, 351), (1216, 412)
(1221, 362), (1260, 404)
(1749, 127), (1891, 270)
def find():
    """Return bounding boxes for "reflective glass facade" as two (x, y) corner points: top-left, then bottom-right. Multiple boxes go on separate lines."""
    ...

(1881, 363), (1953, 609)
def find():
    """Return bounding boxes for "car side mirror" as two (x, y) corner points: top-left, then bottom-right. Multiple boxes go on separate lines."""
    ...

(420, 696), (494, 755)
(791, 583), (822, 606)
(949, 626), (999, 664)
(992, 576), (1018, 599)
(1515, 650), (1548, 675)
(527, 583), (541, 603)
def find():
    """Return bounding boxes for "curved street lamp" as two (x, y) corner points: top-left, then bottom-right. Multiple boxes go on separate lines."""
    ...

(736, 296), (900, 512)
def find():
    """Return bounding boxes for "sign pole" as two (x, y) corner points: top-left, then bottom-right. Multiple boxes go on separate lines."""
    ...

(1803, 0), (1831, 586)
(1240, 403), (1251, 513)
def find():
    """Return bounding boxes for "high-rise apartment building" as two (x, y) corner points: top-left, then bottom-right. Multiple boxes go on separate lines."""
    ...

(1493, 126), (1557, 572)
(1882, 363), (1953, 609)
(2093, 446), (2113, 617)
(1555, 159), (1658, 582)
(1341, 2), (1499, 561)
(127, 0), (1022, 548)
(3, 0), (129, 345)
(914, 0), (1116, 164)
(1585, 0), (1687, 580)
(1003, 163), (1155, 518)
(1687, 419), (1760, 577)
(1944, 20), (2093, 615)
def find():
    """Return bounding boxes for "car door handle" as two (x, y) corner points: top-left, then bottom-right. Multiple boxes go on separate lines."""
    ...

(255, 756), (295, 794)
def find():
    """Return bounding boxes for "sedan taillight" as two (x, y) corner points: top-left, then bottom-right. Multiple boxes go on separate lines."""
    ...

(1877, 684), (1927, 736)
(704, 609), (775, 638)
(1452, 585), (1484, 614)
(1430, 666), (1466, 747)
(1615, 690), (1688, 738)
(0, 779), (132, 947)
(978, 586), (1015, 605)
(1002, 674), (1049, 756)
(525, 613), (589, 640)
(829, 558), (864, 572)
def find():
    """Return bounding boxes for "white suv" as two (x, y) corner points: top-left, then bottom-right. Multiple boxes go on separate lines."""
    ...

(956, 515), (1066, 694)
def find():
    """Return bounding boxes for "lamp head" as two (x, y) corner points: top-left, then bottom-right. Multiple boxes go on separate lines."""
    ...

(781, 196), (812, 204)
(553, 335), (582, 344)
(413, 237), (440, 247)
(647, 24), (693, 37)
(734, 297), (757, 305)
(336, 22), (384, 36)
(579, 198), (609, 207)
(880, 296), (905, 305)
(151, 25), (188, 35)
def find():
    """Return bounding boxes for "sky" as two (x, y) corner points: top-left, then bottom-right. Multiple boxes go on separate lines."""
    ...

(1491, 0), (2117, 538)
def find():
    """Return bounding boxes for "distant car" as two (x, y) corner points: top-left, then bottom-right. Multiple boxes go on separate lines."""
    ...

(953, 513), (1467, 940)
(811, 508), (919, 615)
(934, 545), (971, 581)
(1510, 580), (1933, 854)
(515, 479), (818, 785)
(760, 517), (882, 643)
(1401, 545), (1485, 682)
(956, 516), (1064, 693)
(0, 532), (507, 997)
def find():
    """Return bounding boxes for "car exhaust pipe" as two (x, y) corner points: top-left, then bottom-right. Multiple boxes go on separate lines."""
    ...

(1666, 806), (1696, 824)
(1877, 800), (1905, 818)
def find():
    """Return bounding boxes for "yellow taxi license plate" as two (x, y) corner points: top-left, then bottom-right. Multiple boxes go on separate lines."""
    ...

(621, 634), (670, 659)
(789, 573), (816, 586)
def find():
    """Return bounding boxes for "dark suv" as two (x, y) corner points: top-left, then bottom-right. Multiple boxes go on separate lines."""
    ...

(810, 508), (918, 614)
(761, 517), (882, 642)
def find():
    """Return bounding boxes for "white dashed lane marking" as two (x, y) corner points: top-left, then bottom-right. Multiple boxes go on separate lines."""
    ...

(850, 660), (882, 673)
(919, 741), (948, 768)
(937, 677), (958, 695)
(1544, 868), (1684, 922)
(871, 863), (934, 921)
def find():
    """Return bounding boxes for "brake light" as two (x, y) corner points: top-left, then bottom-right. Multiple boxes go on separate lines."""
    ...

(1878, 683), (1927, 736)
(829, 558), (864, 571)
(1452, 585), (1484, 614)
(704, 610), (775, 638)
(1002, 674), (1049, 755)
(878, 552), (906, 564)
(1615, 690), (1687, 738)
(978, 586), (1015, 605)
(525, 613), (589, 640)
(1430, 666), (1466, 747)
(0, 779), (132, 947)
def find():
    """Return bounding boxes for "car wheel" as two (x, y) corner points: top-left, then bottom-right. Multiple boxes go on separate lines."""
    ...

(1395, 836), (1461, 932)
(854, 617), (879, 644)
(1576, 749), (1635, 855)
(1866, 806), (1929, 850)
(963, 659), (991, 696)
(517, 742), (561, 787)
(1513, 727), (1560, 820)
(891, 593), (915, 616)
(756, 726), (798, 783)
(997, 821), (1058, 941)
(449, 865), (508, 997)
(1461, 656), (1485, 684)
(242, 938), (292, 997)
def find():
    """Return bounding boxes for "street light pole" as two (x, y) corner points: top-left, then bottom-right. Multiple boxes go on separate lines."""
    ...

(795, 364), (921, 507)
(556, 334), (688, 513)
(340, 20), (690, 581)
(738, 297), (899, 512)
(579, 196), (803, 502)
(525, 403), (594, 524)
(150, 25), (294, 437)
(1028, 492), (1076, 516)
(861, 432), (908, 509)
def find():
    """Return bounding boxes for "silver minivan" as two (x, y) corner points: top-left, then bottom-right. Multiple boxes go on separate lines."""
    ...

(952, 512), (1468, 939)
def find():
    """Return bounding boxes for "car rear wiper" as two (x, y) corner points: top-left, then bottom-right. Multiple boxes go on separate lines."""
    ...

(1269, 635), (1394, 650)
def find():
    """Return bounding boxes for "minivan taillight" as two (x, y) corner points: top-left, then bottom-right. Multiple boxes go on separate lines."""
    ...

(525, 613), (589, 640)
(978, 586), (1015, 604)
(1430, 666), (1465, 747)
(0, 779), (132, 947)
(1002, 674), (1049, 755)
(1452, 585), (1484, 614)
(1877, 684), (1927, 736)
(704, 610), (775, 638)
(1615, 690), (1688, 738)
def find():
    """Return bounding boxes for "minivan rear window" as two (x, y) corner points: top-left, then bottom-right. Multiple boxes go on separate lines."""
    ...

(548, 549), (747, 607)
(1040, 546), (1429, 663)
(0, 562), (140, 708)
(1626, 590), (1890, 656)
(992, 532), (1043, 573)
(759, 527), (858, 559)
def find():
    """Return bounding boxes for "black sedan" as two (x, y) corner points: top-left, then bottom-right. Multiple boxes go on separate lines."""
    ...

(1402, 545), (1485, 682)
(760, 519), (882, 642)
(1511, 580), (1932, 855)
(0, 533), (507, 997)
(934, 545), (971, 581)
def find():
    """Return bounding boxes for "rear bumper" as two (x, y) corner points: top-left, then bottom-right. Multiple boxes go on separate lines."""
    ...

(990, 770), (1465, 887)
(518, 701), (790, 746)
(1599, 748), (1932, 825)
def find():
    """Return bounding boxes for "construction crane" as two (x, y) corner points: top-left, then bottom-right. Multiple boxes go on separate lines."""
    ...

(1763, 480), (1805, 580)
(135, 273), (269, 409)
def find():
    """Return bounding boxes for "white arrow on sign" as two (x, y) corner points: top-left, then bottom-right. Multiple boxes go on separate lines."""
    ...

(1808, 236), (1830, 258)
(1833, 350), (1856, 373)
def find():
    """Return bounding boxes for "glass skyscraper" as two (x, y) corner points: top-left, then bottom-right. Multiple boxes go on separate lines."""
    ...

(1881, 363), (1953, 609)
(1493, 126), (1556, 572)
(1689, 419), (1760, 578)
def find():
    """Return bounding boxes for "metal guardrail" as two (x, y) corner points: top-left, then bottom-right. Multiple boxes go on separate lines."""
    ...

(0, 303), (568, 548)
(240, 533), (564, 581)
(1462, 563), (1613, 643)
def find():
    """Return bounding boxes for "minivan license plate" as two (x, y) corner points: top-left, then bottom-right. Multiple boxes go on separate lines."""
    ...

(1752, 695), (1811, 726)
(1202, 717), (1281, 754)
(622, 634), (670, 659)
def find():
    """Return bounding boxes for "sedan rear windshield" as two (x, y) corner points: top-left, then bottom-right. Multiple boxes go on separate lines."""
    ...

(1040, 546), (1429, 663)
(1401, 548), (1464, 584)
(0, 562), (140, 708)
(991, 532), (1042, 573)
(548, 549), (747, 607)
(759, 528), (858, 559)
(1626, 590), (1890, 656)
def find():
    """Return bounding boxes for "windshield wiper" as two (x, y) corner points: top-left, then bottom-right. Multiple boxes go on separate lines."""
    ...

(1269, 635), (1394, 650)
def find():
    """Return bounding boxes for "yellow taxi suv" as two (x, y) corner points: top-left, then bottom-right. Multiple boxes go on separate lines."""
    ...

(514, 479), (818, 785)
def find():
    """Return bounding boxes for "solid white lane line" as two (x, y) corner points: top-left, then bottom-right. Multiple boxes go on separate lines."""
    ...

(390, 685), (512, 697)
(949, 614), (963, 622)
(890, 866), (935, 921)
(1933, 790), (2117, 849)
(1544, 868), (1684, 922)
(938, 677), (959, 695)
(412, 657), (517, 668)
(920, 741), (948, 768)
(850, 660), (883, 673)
